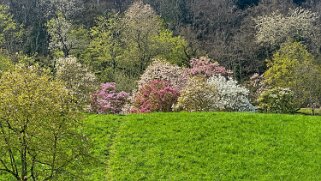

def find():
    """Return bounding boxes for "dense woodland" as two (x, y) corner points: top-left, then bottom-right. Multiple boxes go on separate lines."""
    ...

(0, 0), (321, 81)
(2, 0), (321, 180)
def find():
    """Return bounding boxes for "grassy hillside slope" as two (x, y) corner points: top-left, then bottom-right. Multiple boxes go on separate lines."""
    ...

(84, 112), (321, 180)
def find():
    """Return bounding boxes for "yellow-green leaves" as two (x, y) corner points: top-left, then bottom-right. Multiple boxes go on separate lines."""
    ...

(0, 65), (86, 180)
(0, 5), (23, 52)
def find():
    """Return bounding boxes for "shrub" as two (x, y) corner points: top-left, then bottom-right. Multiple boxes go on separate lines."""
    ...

(174, 76), (218, 112)
(207, 75), (254, 111)
(257, 87), (298, 113)
(56, 57), (97, 105)
(91, 83), (129, 114)
(138, 59), (188, 90)
(188, 57), (232, 78)
(131, 80), (179, 113)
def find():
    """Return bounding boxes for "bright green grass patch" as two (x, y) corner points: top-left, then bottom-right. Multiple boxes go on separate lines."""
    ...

(298, 108), (321, 115)
(84, 112), (321, 180)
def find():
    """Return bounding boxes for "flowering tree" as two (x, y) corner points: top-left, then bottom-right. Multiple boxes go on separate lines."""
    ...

(254, 8), (319, 47)
(174, 76), (218, 112)
(138, 59), (188, 90)
(257, 87), (298, 113)
(91, 83), (129, 114)
(131, 80), (179, 113)
(47, 12), (73, 57)
(188, 57), (232, 78)
(56, 57), (97, 106)
(207, 75), (254, 111)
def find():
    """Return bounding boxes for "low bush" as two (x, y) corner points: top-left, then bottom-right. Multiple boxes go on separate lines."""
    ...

(257, 87), (298, 113)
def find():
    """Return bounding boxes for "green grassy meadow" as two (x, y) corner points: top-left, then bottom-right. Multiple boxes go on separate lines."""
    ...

(83, 112), (321, 180)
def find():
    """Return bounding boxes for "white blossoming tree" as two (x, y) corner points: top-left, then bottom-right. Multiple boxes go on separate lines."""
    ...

(56, 57), (97, 106)
(254, 8), (319, 47)
(207, 75), (254, 112)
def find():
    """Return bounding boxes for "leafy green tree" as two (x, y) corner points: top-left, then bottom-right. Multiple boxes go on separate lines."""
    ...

(120, 0), (165, 74)
(47, 11), (90, 60)
(120, 1), (188, 75)
(82, 3), (188, 88)
(0, 65), (87, 180)
(264, 41), (313, 87)
(0, 52), (13, 74)
(82, 14), (122, 75)
(0, 5), (23, 53)
(264, 41), (321, 108)
(151, 29), (188, 66)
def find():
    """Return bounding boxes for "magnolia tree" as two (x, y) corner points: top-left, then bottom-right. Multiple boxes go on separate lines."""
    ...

(131, 80), (179, 113)
(175, 75), (253, 112)
(91, 83), (129, 114)
(138, 57), (231, 91)
(138, 59), (188, 90)
(188, 57), (232, 78)
(174, 76), (218, 112)
(207, 75), (254, 112)
(56, 57), (97, 106)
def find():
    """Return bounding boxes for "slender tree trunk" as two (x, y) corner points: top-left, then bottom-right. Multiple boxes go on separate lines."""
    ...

(21, 130), (28, 181)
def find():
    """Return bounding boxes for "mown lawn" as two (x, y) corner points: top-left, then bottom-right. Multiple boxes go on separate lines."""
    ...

(83, 112), (321, 180)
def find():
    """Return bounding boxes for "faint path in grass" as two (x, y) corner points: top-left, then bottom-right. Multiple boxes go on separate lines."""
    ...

(82, 114), (126, 181)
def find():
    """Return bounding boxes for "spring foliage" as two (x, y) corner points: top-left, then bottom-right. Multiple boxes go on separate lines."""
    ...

(263, 41), (321, 107)
(0, 5), (23, 52)
(207, 75), (254, 112)
(0, 65), (86, 180)
(175, 75), (253, 112)
(258, 87), (298, 113)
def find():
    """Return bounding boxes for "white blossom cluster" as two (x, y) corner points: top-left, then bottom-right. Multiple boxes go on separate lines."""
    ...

(207, 75), (255, 112)
(47, 13), (72, 53)
(56, 57), (97, 105)
(254, 8), (319, 46)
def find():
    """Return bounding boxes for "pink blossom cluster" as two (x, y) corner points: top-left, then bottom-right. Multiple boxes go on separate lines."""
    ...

(138, 60), (188, 91)
(188, 57), (232, 78)
(91, 83), (129, 114)
(131, 80), (180, 113)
